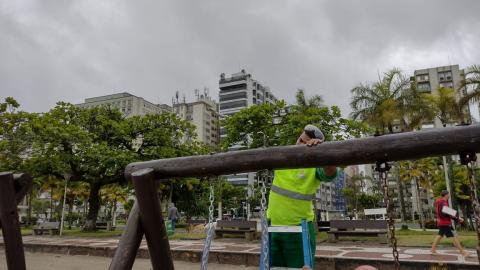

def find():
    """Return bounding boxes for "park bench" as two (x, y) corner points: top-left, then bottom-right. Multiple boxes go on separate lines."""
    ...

(96, 221), (116, 231)
(215, 220), (256, 241)
(33, 221), (60, 235)
(317, 221), (330, 232)
(327, 219), (387, 243)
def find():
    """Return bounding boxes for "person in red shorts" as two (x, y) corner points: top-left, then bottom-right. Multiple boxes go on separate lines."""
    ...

(430, 190), (470, 257)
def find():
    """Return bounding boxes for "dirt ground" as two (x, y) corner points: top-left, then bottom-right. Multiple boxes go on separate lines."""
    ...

(0, 251), (256, 270)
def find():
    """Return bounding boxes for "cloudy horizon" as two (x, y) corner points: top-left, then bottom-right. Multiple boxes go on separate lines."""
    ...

(1, 0), (479, 118)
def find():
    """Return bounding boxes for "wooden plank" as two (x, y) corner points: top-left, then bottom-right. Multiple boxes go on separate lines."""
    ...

(109, 202), (143, 270)
(125, 125), (480, 179)
(0, 172), (26, 270)
(131, 168), (174, 270)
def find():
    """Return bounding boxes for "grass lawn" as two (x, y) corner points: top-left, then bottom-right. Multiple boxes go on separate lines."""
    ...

(316, 229), (478, 249)
(6, 227), (477, 249)
(8, 228), (124, 238)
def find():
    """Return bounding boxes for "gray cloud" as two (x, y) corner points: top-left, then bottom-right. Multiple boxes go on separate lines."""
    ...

(1, 0), (479, 116)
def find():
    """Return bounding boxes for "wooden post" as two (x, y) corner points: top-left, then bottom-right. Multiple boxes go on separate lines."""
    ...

(131, 168), (174, 270)
(109, 201), (144, 270)
(0, 172), (27, 270)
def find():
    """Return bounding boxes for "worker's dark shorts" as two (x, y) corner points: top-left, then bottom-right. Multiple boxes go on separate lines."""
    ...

(438, 226), (455, 238)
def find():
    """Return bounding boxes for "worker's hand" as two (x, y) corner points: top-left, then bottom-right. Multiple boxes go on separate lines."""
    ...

(459, 217), (464, 223)
(306, 138), (323, 146)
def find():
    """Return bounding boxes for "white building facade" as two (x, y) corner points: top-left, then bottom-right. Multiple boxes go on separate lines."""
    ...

(77, 92), (171, 118)
(173, 90), (220, 146)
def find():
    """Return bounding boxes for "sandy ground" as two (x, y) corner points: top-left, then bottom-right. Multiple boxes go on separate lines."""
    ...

(0, 251), (256, 270)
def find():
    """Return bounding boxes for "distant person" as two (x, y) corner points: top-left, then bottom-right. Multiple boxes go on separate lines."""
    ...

(430, 190), (470, 257)
(168, 203), (180, 231)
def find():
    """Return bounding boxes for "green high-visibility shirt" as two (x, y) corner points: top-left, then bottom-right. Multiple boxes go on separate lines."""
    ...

(267, 168), (337, 226)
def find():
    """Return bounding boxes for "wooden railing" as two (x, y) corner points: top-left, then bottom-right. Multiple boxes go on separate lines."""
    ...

(2, 124), (480, 269)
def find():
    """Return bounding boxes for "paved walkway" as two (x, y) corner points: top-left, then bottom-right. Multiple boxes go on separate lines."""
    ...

(0, 250), (256, 270)
(3, 236), (477, 266)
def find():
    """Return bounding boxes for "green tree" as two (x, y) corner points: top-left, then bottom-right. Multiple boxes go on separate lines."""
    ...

(459, 65), (480, 119)
(223, 89), (366, 150)
(350, 68), (411, 134)
(29, 103), (200, 230)
(0, 97), (35, 171)
(222, 101), (284, 149)
(350, 68), (435, 222)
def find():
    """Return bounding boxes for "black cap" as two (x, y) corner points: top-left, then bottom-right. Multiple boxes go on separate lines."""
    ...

(304, 124), (325, 141)
(441, 190), (449, 196)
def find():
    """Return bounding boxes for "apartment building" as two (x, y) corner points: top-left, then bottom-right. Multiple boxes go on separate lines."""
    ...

(173, 90), (219, 146)
(218, 70), (278, 186)
(77, 92), (171, 117)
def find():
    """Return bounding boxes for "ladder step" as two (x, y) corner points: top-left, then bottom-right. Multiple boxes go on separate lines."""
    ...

(268, 226), (302, 233)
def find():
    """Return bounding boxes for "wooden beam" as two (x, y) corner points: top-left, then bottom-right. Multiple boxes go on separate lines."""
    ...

(0, 172), (27, 270)
(108, 201), (144, 270)
(125, 124), (480, 179)
(131, 168), (174, 270)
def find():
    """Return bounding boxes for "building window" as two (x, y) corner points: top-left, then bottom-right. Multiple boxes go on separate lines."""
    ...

(417, 82), (431, 92)
(219, 83), (247, 93)
(438, 71), (452, 82)
(219, 91), (247, 102)
(416, 74), (429, 82)
(220, 100), (247, 110)
(439, 82), (454, 88)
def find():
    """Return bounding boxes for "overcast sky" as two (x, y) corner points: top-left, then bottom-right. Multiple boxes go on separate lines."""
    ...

(1, 0), (480, 118)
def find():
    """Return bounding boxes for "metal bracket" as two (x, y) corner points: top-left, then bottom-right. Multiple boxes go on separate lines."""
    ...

(459, 151), (477, 165)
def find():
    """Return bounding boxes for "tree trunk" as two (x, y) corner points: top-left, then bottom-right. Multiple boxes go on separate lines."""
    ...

(27, 190), (33, 226)
(395, 164), (407, 222)
(112, 199), (117, 226)
(84, 182), (102, 231)
(68, 199), (74, 230)
(50, 186), (54, 221)
(446, 155), (457, 208)
(414, 178), (426, 231)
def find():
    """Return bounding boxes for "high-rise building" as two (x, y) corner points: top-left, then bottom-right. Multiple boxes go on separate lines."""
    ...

(173, 89), (219, 146)
(413, 64), (467, 127)
(218, 69), (278, 185)
(77, 92), (171, 117)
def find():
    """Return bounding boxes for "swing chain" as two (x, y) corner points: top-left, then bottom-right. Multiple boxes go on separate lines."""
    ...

(201, 179), (215, 270)
(460, 152), (480, 263)
(260, 170), (270, 270)
(376, 161), (400, 270)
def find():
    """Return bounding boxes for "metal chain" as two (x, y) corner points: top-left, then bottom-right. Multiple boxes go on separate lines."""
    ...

(465, 159), (480, 263)
(376, 162), (400, 270)
(260, 170), (270, 270)
(201, 181), (215, 270)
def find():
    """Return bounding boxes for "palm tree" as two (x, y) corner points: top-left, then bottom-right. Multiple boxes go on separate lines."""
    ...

(397, 85), (436, 131)
(459, 65), (480, 114)
(400, 158), (438, 230)
(350, 68), (410, 134)
(100, 184), (130, 227)
(295, 89), (324, 109)
(351, 68), (421, 222)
